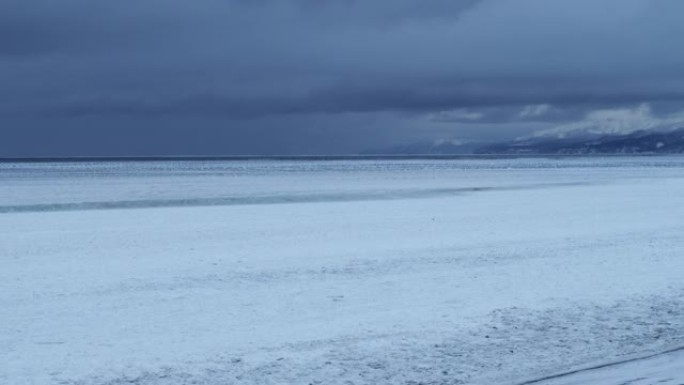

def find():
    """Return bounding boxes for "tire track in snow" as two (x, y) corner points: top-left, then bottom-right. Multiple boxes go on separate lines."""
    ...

(515, 345), (684, 385)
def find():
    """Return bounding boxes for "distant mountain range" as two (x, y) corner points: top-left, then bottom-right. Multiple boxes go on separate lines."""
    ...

(476, 128), (684, 155)
(364, 128), (684, 155)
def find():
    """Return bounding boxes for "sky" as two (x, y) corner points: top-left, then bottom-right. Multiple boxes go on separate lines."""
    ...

(3, 0), (684, 156)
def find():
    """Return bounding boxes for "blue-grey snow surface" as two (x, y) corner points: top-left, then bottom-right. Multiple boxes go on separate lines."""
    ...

(532, 348), (684, 385)
(1, 157), (684, 385)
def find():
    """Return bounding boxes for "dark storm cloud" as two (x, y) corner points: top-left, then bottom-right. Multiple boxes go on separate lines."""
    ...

(0, 0), (481, 55)
(27, 78), (684, 121)
(3, 0), (684, 155)
(0, 0), (180, 55)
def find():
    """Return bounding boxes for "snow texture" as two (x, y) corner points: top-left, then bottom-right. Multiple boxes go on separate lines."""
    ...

(1, 157), (684, 385)
(529, 348), (684, 385)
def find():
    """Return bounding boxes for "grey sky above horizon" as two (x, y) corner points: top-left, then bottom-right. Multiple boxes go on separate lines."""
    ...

(3, 0), (684, 156)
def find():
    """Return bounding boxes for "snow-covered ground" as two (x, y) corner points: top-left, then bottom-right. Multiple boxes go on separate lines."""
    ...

(531, 348), (684, 385)
(1, 157), (684, 385)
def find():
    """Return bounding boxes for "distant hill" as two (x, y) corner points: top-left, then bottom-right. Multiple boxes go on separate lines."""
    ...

(476, 128), (684, 155)
(361, 140), (482, 155)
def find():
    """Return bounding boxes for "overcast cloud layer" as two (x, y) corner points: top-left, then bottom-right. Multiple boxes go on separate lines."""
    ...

(3, 0), (684, 156)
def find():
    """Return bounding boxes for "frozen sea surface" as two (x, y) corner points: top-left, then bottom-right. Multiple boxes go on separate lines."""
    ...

(1, 157), (684, 385)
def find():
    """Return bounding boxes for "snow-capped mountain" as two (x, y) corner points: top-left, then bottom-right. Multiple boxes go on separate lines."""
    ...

(530, 104), (684, 140)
